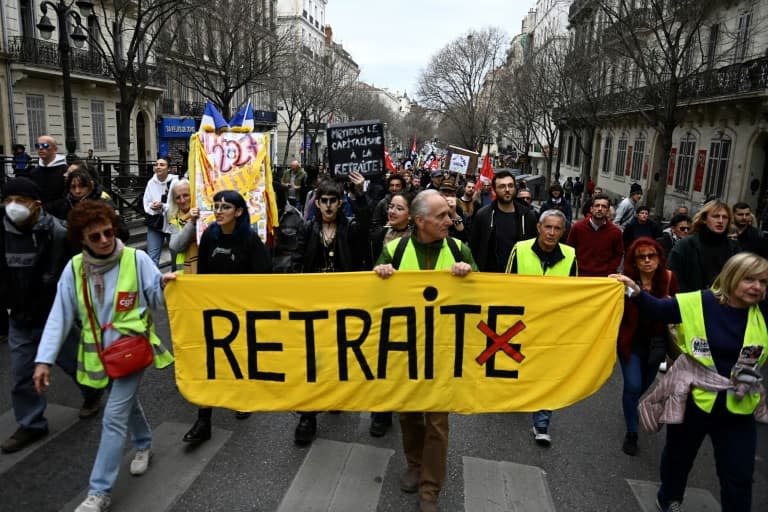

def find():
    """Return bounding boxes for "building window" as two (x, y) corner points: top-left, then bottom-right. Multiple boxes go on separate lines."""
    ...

(706, 24), (719, 68)
(675, 134), (696, 192)
(26, 94), (46, 149)
(705, 136), (731, 199)
(574, 135), (582, 168)
(734, 11), (752, 63)
(19, 0), (34, 40)
(630, 134), (645, 180)
(601, 135), (613, 175)
(91, 100), (106, 151)
(614, 135), (628, 177)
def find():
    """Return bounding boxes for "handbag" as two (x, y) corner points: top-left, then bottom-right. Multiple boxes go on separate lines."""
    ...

(81, 271), (153, 379)
(145, 181), (171, 231)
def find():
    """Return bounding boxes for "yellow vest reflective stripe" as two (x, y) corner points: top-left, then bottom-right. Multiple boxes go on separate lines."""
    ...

(512, 239), (575, 276)
(386, 237), (457, 270)
(73, 247), (174, 388)
(676, 291), (768, 414)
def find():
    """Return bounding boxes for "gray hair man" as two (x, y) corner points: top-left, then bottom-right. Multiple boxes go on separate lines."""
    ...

(505, 209), (577, 446)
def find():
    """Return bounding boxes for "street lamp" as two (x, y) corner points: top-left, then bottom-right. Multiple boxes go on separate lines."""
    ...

(36, 0), (93, 161)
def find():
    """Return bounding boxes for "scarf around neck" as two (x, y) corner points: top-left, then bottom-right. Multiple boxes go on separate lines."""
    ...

(82, 239), (125, 304)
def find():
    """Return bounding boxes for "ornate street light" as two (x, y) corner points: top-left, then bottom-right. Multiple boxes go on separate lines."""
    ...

(36, 0), (94, 160)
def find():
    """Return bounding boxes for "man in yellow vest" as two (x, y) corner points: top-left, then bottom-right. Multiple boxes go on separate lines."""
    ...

(505, 209), (577, 447)
(374, 189), (477, 512)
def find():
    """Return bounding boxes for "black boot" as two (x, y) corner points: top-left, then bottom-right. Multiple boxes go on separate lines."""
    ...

(369, 412), (392, 437)
(183, 418), (211, 444)
(294, 414), (317, 446)
(622, 432), (638, 456)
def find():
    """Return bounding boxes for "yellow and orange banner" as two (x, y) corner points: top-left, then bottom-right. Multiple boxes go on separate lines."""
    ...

(165, 272), (624, 413)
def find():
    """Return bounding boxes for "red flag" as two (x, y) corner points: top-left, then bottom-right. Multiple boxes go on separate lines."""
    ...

(480, 154), (496, 200)
(411, 136), (417, 156)
(430, 155), (440, 170)
(384, 147), (397, 172)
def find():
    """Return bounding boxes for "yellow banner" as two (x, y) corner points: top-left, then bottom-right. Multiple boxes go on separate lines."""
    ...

(165, 272), (624, 413)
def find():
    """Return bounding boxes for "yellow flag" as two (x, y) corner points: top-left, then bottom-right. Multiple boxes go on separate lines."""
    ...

(165, 272), (624, 413)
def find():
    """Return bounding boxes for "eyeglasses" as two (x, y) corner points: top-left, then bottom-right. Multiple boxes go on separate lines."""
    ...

(635, 253), (658, 261)
(677, 226), (690, 232)
(86, 228), (115, 243)
(35, 142), (51, 149)
(318, 197), (338, 206)
(212, 203), (234, 212)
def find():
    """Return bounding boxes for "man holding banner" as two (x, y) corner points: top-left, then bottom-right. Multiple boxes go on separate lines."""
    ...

(374, 189), (477, 512)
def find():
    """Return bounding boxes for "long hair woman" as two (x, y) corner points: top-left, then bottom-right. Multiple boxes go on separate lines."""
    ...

(33, 200), (175, 512)
(617, 237), (677, 456)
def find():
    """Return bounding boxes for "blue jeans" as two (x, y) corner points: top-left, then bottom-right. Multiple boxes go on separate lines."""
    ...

(619, 352), (656, 433)
(146, 228), (169, 268)
(532, 410), (552, 429)
(658, 396), (755, 511)
(8, 320), (87, 431)
(89, 370), (151, 495)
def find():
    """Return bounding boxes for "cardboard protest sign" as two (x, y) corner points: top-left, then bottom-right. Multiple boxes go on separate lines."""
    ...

(327, 120), (385, 179)
(166, 272), (624, 413)
(445, 145), (479, 175)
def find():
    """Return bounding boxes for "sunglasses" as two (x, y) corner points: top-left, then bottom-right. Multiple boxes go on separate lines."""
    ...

(212, 203), (235, 212)
(318, 197), (338, 206)
(635, 253), (658, 261)
(86, 228), (115, 243)
(35, 142), (51, 149)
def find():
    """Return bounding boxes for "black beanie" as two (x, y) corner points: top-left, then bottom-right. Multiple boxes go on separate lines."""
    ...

(4, 177), (41, 200)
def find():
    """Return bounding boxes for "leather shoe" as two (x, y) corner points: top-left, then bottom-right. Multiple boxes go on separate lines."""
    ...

(1, 427), (48, 453)
(182, 419), (211, 444)
(399, 467), (420, 493)
(419, 498), (438, 512)
(294, 414), (316, 446)
(369, 412), (392, 437)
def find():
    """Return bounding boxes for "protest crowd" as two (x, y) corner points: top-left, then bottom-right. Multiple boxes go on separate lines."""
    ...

(1, 131), (767, 512)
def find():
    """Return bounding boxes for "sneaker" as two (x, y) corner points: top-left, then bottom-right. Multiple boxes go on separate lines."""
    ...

(75, 494), (111, 512)
(532, 426), (551, 447)
(130, 449), (152, 476)
(182, 419), (211, 445)
(294, 415), (317, 446)
(79, 389), (105, 419)
(659, 361), (668, 373)
(622, 432), (639, 456)
(0, 427), (48, 453)
(655, 497), (682, 512)
(399, 466), (420, 493)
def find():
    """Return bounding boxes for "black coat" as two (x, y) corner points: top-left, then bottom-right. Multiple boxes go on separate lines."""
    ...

(469, 199), (538, 272)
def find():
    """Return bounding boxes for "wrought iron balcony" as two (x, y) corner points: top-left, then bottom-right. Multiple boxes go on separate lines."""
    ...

(679, 56), (768, 100)
(180, 101), (205, 116)
(8, 36), (165, 88)
(161, 98), (175, 114)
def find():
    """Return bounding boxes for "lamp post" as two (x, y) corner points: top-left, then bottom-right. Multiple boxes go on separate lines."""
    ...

(36, 1), (93, 161)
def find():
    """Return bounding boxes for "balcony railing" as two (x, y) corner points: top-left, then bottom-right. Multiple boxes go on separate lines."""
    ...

(679, 56), (768, 100)
(8, 36), (165, 88)
(161, 98), (175, 114)
(180, 101), (205, 116)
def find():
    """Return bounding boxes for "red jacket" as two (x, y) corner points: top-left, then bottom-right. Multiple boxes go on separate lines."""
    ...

(566, 217), (623, 276)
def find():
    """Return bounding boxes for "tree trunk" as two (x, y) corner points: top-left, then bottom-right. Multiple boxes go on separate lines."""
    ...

(582, 126), (594, 184)
(117, 93), (135, 177)
(651, 124), (675, 219)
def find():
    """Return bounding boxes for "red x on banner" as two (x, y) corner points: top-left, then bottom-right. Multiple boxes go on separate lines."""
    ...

(475, 320), (526, 365)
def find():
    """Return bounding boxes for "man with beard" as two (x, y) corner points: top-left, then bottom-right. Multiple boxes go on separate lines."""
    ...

(469, 170), (537, 272)
(567, 194), (624, 276)
(732, 202), (766, 257)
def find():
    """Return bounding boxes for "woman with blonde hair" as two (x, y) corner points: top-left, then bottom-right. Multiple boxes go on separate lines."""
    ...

(613, 252), (768, 512)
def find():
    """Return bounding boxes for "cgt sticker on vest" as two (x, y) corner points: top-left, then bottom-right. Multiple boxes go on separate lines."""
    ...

(691, 336), (711, 358)
(116, 292), (138, 312)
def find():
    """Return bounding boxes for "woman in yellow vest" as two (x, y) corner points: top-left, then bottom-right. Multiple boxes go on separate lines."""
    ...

(613, 252), (768, 512)
(32, 200), (175, 512)
(166, 179), (199, 274)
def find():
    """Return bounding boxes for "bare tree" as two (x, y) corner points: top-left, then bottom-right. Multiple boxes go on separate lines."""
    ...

(593, 0), (759, 215)
(168, 0), (291, 119)
(87, 0), (196, 168)
(417, 27), (507, 151)
(276, 44), (358, 166)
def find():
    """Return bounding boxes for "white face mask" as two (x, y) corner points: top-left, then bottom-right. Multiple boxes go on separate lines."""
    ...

(5, 202), (32, 224)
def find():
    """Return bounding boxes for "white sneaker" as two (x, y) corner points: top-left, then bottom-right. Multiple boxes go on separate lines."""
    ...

(532, 426), (552, 446)
(659, 361), (668, 373)
(130, 448), (152, 476)
(75, 494), (111, 512)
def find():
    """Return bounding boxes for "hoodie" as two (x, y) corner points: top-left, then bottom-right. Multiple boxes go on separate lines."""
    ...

(29, 154), (68, 207)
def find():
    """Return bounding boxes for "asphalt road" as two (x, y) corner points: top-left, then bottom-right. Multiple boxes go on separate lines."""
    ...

(1, 311), (766, 512)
